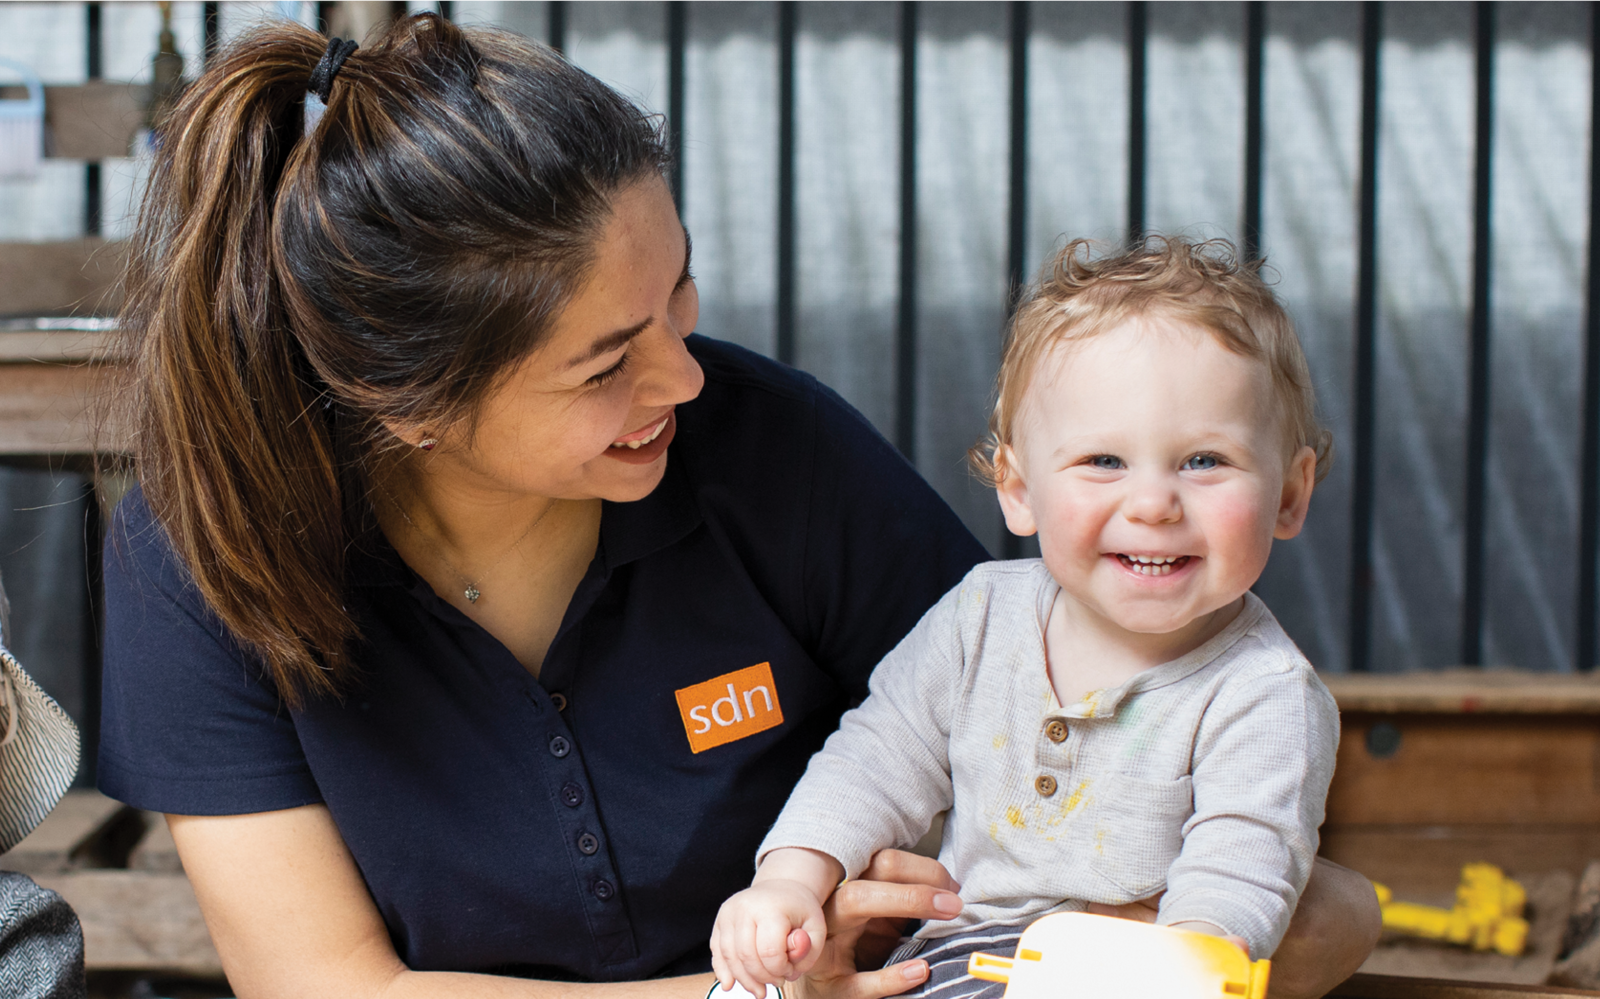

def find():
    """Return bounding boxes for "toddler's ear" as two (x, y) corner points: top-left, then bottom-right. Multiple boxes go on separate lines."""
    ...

(1273, 445), (1317, 540)
(994, 446), (1039, 538)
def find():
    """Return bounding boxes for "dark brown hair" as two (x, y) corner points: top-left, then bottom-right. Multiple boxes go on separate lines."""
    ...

(115, 14), (668, 703)
(970, 236), (1334, 487)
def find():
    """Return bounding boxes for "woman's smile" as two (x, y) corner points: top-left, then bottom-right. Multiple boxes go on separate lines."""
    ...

(602, 411), (677, 465)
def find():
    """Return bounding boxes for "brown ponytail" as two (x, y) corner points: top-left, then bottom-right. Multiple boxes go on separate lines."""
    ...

(115, 15), (667, 704)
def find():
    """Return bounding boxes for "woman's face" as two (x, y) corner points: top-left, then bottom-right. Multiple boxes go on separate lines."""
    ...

(421, 176), (705, 503)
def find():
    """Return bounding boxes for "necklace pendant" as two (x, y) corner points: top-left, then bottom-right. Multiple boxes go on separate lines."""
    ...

(464, 584), (481, 604)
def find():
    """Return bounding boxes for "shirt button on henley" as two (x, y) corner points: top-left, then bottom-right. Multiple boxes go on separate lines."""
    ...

(577, 832), (600, 855)
(1044, 719), (1068, 743)
(1035, 774), (1058, 797)
(550, 692), (568, 711)
(593, 879), (615, 900)
(560, 782), (584, 808)
(549, 735), (572, 758)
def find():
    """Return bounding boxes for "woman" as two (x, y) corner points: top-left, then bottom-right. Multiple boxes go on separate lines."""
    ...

(99, 15), (1377, 999)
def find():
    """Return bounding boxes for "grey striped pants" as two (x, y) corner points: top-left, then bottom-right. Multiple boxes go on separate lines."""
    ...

(889, 928), (1023, 999)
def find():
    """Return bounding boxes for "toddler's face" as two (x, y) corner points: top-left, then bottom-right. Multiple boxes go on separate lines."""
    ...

(997, 314), (1315, 640)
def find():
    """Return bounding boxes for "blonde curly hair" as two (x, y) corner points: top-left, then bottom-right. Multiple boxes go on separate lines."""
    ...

(969, 236), (1333, 487)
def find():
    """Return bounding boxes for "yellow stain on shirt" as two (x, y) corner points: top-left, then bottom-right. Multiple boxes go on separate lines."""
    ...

(1060, 780), (1089, 815)
(1006, 805), (1026, 829)
(993, 733), (1008, 750)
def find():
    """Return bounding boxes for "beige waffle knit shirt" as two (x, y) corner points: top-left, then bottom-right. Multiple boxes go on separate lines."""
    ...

(757, 560), (1339, 959)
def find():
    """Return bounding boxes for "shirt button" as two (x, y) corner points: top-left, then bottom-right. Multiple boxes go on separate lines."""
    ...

(551, 692), (568, 711)
(549, 735), (572, 758)
(1035, 774), (1058, 797)
(1044, 720), (1068, 743)
(560, 782), (584, 808)
(577, 832), (600, 855)
(593, 879), (615, 900)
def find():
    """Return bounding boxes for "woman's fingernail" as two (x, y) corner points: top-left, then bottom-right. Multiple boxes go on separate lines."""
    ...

(901, 961), (929, 982)
(933, 892), (963, 914)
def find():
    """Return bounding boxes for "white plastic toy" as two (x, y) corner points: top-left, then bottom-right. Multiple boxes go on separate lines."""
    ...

(967, 912), (1271, 999)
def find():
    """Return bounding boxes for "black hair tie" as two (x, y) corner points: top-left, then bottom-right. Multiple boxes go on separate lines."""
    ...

(308, 37), (359, 102)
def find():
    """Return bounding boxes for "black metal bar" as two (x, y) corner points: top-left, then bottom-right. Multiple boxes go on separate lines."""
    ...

(896, 1), (918, 460)
(1002, 0), (1030, 561)
(1580, 3), (1600, 673)
(776, 2), (797, 367)
(1348, 1), (1382, 673)
(1243, 1), (1265, 261)
(667, 3), (687, 210)
(1126, 1), (1147, 244)
(79, 480), (103, 788)
(85, 3), (101, 238)
(203, 1), (220, 58)
(1007, 1), (1029, 308)
(548, 1), (567, 55)
(1461, 1), (1495, 667)
(85, 2), (101, 79)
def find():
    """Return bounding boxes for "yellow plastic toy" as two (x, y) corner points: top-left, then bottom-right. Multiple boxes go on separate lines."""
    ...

(1372, 862), (1529, 956)
(967, 912), (1270, 999)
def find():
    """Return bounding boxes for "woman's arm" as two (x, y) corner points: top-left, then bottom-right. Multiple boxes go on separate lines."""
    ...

(1087, 856), (1381, 999)
(170, 806), (715, 999)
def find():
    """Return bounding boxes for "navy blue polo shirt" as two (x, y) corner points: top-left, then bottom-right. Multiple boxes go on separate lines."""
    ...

(98, 334), (988, 982)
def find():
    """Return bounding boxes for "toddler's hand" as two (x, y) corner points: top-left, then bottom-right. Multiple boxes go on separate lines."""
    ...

(711, 879), (828, 995)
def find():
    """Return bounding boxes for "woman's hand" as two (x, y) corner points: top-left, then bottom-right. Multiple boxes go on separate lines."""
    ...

(789, 850), (965, 999)
(1086, 856), (1381, 999)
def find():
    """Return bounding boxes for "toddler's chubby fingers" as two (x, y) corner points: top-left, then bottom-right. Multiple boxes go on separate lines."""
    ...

(787, 912), (827, 979)
(753, 913), (799, 983)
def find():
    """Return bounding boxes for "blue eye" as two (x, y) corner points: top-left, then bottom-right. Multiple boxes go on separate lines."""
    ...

(1183, 453), (1220, 471)
(1089, 455), (1124, 470)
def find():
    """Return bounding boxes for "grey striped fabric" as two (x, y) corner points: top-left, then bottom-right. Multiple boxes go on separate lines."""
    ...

(0, 644), (78, 854)
(888, 929), (1022, 999)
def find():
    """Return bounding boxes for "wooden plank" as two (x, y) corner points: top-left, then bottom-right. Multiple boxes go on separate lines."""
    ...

(0, 789), (124, 875)
(45, 82), (143, 160)
(1330, 972), (1600, 998)
(0, 361), (129, 454)
(1327, 715), (1600, 826)
(33, 870), (221, 976)
(0, 328), (119, 363)
(0, 83), (145, 160)
(1321, 826), (1600, 895)
(1323, 671), (1600, 715)
(0, 239), (126, 316)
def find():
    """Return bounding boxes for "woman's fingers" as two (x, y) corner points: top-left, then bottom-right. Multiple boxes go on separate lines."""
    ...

(827, 959), (931, 999)
(825, 877), (963, 935)
(856, 849), (961, 894)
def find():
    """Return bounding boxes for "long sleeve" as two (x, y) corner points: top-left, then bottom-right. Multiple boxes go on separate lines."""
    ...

(756, 581), (968, 879)
(1155, 657), (1340, 958)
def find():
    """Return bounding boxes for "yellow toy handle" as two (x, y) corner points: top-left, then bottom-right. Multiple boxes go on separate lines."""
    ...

(1246, 959), (1271, 999)
(967, 952), (1014, 984)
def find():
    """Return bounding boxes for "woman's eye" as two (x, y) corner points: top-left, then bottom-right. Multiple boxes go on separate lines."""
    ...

(1183, 453), (1220, 471)
(1088, 455), (1124, 471)
(586, 352), (630, 387)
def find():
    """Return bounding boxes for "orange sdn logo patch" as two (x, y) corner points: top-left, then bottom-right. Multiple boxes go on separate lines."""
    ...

(675, 663), (784, 754)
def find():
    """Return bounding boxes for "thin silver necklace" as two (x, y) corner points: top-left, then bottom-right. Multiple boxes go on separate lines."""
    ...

(384, 490), (557, 605)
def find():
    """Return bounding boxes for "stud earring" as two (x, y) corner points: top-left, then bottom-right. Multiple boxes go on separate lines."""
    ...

(419, 437), (439, 451)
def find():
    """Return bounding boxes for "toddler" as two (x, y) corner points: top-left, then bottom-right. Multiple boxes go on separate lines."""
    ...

(711, 237), (1340, 999)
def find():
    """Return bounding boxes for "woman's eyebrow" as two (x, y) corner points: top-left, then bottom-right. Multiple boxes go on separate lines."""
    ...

(565, 319), (650, 370)
(565, 228), (692, 371)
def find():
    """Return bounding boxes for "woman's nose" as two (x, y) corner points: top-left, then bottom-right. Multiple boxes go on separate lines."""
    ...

(637, 323), (705, 407)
